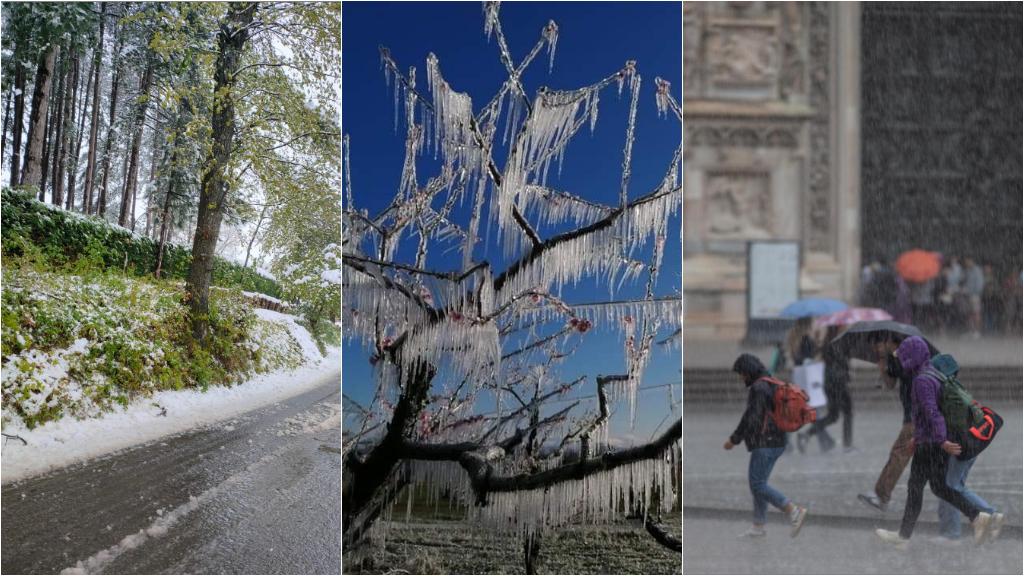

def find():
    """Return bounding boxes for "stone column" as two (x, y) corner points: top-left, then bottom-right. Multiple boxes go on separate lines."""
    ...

(833, 2), (862, 302)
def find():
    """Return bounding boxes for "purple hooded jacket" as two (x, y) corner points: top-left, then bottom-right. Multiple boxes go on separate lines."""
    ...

(896, 336), (946, 444)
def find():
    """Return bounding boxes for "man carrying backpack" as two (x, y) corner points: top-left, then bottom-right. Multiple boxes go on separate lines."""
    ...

(725, 353), (810, 539)
(874, 337), (995, 548)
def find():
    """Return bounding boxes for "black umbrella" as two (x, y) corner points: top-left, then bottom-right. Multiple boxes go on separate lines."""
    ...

(829, 320), (939, 363)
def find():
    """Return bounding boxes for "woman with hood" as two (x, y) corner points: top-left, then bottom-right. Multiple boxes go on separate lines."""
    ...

(725, 353), (809, 539)
(874, 336), (994, 548)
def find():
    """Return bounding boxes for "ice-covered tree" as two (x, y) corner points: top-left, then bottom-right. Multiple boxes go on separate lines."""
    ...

(342, 3), (682, 570)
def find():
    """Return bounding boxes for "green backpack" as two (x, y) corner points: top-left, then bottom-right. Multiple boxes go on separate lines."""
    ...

(925, 354), (984, 434)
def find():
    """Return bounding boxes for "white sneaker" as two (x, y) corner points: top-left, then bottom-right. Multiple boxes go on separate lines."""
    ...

(789, 505), (808, 538)
(988, 512), (1006, 542)
(972, 512), (992, 545)
(738, 526), (767, 539)
(875, 528), (909, 550)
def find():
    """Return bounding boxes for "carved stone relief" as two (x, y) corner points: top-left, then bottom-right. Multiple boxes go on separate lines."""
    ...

(805, 1), (832, 253)
(685, 1), (834, 256)
(683, 3), (703, 98)
(705, 172), (773, 240)
(778, 3), (806, 101)
(705, 24), (779, 89)
(687, 123), (800, 149)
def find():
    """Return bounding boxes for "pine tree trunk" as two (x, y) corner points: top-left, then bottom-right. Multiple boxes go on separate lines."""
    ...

(144, 117), (163, 237)
(37, 102), (52, 200)
(9, 59), (26, 187)
(48, 49), (68, 204)
(155, 148), (177, 279)
(40, 53), (62, 200)
(23, 44), (59, 190)
(119, 58), (153, 229)
(186, 2), (257, 341)
(68, 54), (90, 211)
(83, 2), (106, 214)
(97, 32), (123, 218)
(2, 87), (11, 158)
(55, 53), (76, 209)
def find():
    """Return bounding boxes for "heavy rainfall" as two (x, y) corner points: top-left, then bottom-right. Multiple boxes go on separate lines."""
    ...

(682, 3), (1021, 575)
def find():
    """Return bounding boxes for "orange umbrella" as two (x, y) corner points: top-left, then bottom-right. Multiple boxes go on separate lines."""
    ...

(895, 249), (941, 282)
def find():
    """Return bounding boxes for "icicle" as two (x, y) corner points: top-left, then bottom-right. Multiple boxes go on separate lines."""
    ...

(393, 72), (401, 132)
(469, 439), (679, 536)
(484, 2), (501, 40)
(543, 20), (559, 73)
(655, 77), (672, 118)
(619, 63), (640, 209)
(589, 91), (600, 134)
(343, 135), (353, 211)
(425, 53), (479, 174)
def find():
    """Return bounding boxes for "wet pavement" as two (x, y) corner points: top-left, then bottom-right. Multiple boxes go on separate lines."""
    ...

(683, 514), (1022, 574)
(683, 406), (1022, 574)
(1, 373), (341, 575)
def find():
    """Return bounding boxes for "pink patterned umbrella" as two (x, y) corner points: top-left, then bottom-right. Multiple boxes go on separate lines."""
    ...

(813, 307), (892, 328)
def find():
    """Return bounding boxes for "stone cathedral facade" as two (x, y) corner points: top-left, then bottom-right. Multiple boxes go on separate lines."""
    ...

(683, 1), (1022, 339)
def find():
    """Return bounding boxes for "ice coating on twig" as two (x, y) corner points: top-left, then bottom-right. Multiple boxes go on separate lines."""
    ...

(543, 20), (559, 73)
(471, 440), (679, 536)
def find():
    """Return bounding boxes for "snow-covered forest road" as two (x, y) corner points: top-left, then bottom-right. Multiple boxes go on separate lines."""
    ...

(1, 372), (341, 575)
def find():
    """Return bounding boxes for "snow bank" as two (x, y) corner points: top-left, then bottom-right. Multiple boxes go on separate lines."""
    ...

(242, 290), (286, 306)
(254, 308), (322, 362)
(1, 346), (339, 485)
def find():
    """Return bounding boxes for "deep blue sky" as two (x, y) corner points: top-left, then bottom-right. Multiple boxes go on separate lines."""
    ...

(342, 2), (681, 440)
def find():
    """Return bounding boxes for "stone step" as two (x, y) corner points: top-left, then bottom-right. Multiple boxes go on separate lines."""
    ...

(682, 366), (1023, 405)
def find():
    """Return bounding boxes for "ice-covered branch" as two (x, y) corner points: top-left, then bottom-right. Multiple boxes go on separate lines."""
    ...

(655, 77), (681, 122)
(399, 403), (577, 462)
(466, 418), (678, 493)
(493, 183), (679, 303)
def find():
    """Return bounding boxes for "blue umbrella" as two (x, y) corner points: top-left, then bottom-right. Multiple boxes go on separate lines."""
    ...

(780, 297), (848, 318)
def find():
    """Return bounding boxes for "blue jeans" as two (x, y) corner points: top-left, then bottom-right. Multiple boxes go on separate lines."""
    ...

(938, 456), (995, 538)
(749, 446), (790, 524)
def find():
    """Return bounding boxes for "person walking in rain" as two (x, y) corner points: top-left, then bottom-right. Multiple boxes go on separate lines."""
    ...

(858, 334), (915, 511)
(786, 316), (817, 367)
(798, 326), (853, 453)
(875, 337), (995, 548)
(725, 354), (809, 539)
(964, 258), (985, 339)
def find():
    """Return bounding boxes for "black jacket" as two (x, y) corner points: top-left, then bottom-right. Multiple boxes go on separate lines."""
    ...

(794, 335), (817, 366)
(823, 344), (851, 391)
(730, 378), (787, 451)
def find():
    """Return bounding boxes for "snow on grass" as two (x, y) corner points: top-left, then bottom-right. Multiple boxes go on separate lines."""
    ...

(2, 348), (339, 485)
(242, 290), (286, 307)
(1, 267), (338, 483)
(1, 269), (316, 427)
(255, 308), (322, 362)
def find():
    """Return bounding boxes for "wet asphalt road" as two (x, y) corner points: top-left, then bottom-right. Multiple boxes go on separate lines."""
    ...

(1, 373), (341, 575)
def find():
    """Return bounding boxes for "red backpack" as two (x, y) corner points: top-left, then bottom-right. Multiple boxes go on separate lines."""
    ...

(760, 376), (817, 432)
